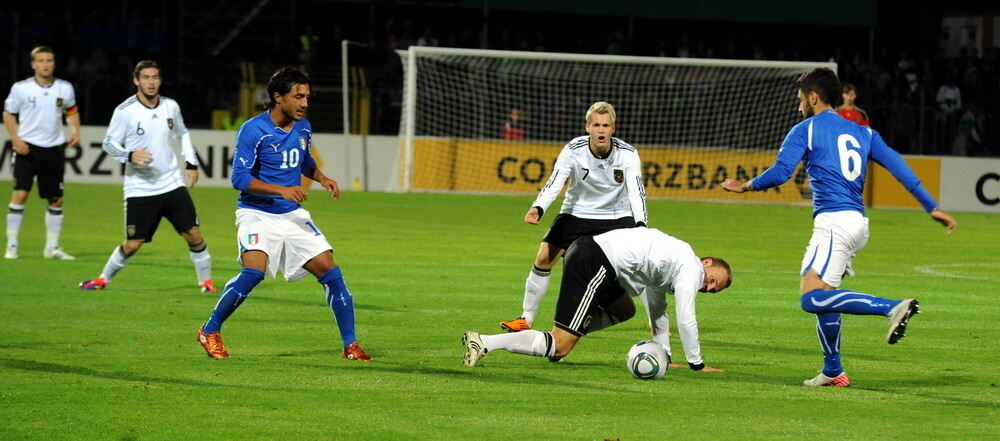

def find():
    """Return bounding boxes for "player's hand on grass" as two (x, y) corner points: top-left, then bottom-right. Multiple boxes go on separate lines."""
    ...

(320, 178), (340, 199)
(524, 207), (541, 224)
(12, 139), (29, 155)
(130, 147), (153, 166)
(185, 169), (199, 188)
(930, 208), (957, 234)
(721, 179), (746, 193)
(279, 185), (307, 203)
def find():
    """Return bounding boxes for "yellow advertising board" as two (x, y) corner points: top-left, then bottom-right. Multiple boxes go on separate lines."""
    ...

(410, 138), (811, 204)
(867, 157), (941, 210)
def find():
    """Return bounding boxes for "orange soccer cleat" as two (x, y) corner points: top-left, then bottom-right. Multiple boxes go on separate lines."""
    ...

(79, 277), (108, 290)
(199, 279), (217, 294)
(803, 372), (850, 387)
(499, 317), (531, 332)
(342, 342), (372, 361)
(197, 326), (230, 359)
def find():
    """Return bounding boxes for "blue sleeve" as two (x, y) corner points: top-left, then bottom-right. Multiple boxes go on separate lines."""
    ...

(751, 124), (807, 190)
(300, 134), (317, 177)
(231, 124), (258, 191)
(869, 130), (938, 212)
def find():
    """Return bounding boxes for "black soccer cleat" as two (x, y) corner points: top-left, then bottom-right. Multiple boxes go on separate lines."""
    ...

(887, 299), (920, 344)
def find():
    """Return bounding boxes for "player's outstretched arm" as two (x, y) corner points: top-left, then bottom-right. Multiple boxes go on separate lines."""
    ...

(930, 208), (957, 234)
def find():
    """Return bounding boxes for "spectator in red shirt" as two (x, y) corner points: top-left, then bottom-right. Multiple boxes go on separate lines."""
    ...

(502, 108), (525, 140)
(837, 83), (870, 127)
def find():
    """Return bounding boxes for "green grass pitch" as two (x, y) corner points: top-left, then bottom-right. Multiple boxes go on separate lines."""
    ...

(1, 182), (998, 440)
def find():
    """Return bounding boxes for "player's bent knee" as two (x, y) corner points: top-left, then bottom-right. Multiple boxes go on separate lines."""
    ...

(800, 289), (827, 313)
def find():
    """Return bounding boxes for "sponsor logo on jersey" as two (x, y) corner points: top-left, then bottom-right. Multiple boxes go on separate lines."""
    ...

(167, 118), (174, 130)
(614, 169), (624, 183)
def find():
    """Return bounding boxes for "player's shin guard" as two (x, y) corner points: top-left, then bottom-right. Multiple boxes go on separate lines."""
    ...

(202, 268), (264, 333)
(44, 206), (63, 249)
(319, 267), (357, 348)
(188, 242), (212, 283)
(7, 204), (24, 247)
(101, 246), (132, 281)
(801, 289), (901, 315)
(522, 266), (551, 326)
(816, 312), (843, 377)
(480, 330), (556, 357)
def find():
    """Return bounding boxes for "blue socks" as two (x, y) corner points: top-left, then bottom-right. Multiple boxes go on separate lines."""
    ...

(203, 268), (265, 333)
(320, 267), (357, 348)
(801, 289), (901, 315)
(802, 289), (903, 376)
(816, 312), (843, 377)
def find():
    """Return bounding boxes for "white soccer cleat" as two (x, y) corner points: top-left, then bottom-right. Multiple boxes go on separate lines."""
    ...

(44, 247), (76, 260)
(887, 299), (920, 344)
(803, 371), (850, 387)
(462, 331), (487, 367)
(4, 244), (17, 259)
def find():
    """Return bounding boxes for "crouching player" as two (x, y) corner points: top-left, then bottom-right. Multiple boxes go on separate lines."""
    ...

(197, 67), (370, 361)
(464, 227), (730, 372)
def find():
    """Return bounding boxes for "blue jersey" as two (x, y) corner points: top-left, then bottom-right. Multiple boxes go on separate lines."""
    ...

(751, 110), (937, 216)
(231, 112), (317, 214)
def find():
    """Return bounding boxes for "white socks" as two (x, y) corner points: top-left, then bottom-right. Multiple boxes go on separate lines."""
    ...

(45, 206), (63, 249)
(522, 266), (552, 325)
(101, 246), (132, 281)
(189, 248), (213, 283)
(7, 204), (24, 247)
(481, 330), (555, 357)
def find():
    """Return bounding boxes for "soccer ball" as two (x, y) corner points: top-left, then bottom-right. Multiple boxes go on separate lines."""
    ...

(626, 340), (669, 380)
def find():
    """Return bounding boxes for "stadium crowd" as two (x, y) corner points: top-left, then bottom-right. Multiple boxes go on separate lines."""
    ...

(0, 4), (996, 156)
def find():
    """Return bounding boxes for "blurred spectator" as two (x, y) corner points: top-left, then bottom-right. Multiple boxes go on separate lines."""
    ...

(502, 108), (525, 140)
(837, 83), (870, 127)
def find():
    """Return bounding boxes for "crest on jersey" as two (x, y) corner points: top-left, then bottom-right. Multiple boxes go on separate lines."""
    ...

(127, 224), (136, 236)
(247, 233), (259, 245)
(56, 98), (63, 108)
(167, 118), (174, 130)
(614, 169), (624, 183)
(299, 137), (307, 150)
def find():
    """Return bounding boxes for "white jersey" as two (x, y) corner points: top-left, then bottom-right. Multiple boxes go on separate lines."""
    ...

(103, 95), (198, 198)
(3, 77), (76, 147)
(594, 227), (705, 365)
(531, 136), (647, 225)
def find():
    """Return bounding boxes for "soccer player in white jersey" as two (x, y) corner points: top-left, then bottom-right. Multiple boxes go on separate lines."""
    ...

(466, 227), (729, 372)
(722, 68), (957, 387)
(79, 60), (214, 293)
(500, 102), (647, 333)
(196, 67), (371, 362)
(4, 46), (80, 260)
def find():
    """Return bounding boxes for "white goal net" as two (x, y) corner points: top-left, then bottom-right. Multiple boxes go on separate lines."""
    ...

(396, 46), (834, 204)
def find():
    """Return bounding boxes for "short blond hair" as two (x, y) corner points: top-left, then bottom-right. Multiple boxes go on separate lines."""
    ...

(30, 46), (54, 61)
(585, 101), (616, 125)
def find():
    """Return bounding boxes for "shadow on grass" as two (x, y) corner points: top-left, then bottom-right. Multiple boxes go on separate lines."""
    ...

(0, 357), (280, 391)
(294, 359), (632, 394)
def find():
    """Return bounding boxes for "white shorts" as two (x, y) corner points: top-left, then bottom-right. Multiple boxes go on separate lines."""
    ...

(800, 210), (869, 288)
(235, 208), (333, 281)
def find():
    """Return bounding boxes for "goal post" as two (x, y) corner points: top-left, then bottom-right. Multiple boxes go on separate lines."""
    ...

(396, 46), (834, 204)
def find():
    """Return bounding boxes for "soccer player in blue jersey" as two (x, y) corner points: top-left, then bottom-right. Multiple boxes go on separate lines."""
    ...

(722, 68), (957, 387)
(197, 67), (371, 361)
